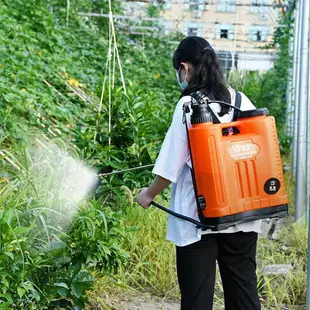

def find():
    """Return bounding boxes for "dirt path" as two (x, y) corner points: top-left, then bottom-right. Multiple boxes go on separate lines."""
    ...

(109, 293), (179, 310)
(89, 290), (306, 310)
(89, 291), (180, 310)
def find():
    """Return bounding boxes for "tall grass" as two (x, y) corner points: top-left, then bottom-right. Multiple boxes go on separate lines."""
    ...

(119, 194), (178, 297)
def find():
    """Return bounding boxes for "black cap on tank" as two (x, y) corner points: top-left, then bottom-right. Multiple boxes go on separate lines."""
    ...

(191, 104), (213, 124)
(190, 91), (213, 124)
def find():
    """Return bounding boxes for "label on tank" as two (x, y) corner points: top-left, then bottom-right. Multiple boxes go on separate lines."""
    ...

(228, 142), (259, 160)
(264, 178), (281, 194)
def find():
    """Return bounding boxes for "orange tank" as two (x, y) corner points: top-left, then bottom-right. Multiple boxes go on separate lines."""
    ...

(187, 103), (288, 231)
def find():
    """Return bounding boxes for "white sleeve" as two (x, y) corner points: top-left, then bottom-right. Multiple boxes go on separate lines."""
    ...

(239, 92), (256, 110)
(152, 97), (191, 183)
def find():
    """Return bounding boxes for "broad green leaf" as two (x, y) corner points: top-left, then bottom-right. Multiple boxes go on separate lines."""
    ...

(2, 278), (9, 287)
(70, 282), (83, 299)
(56, 287), (68, 297)
(72, 269), (94, 284)
(13, 226), (32, 234)
(17, 287), (25, 298)
(55, 282), (69, 289)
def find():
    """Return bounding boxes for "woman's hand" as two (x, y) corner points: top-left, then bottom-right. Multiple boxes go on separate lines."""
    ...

(136, 176), (171, 209)
(136, 188), (154, 209)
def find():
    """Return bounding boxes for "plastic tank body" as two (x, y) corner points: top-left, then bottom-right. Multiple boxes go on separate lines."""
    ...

(188, 97), (288, 231)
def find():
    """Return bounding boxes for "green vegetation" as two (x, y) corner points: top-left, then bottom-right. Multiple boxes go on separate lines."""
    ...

(0, 0), (305, 309)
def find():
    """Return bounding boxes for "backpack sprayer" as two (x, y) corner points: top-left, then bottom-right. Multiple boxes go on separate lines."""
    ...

(175, 91), (289, 230)
(99, 91), (289, 231)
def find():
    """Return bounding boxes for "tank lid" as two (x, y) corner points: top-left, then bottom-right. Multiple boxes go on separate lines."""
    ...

(191, 104), (213, 124)
(238, 108), (269, 119)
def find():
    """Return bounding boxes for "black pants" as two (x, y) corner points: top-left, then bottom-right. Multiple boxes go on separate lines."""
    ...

(176, 232), (261, 310)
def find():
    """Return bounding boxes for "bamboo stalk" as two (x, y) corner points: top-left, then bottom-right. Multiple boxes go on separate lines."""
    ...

(108, 2), (113, 147)
(109, 9), (127, 95)
(65, 82), (87, 102)
(112, 42), (116, 89)
(66, 0), (70, 28)
(95, 0), (127, 144)
(94, 8), (113, 143)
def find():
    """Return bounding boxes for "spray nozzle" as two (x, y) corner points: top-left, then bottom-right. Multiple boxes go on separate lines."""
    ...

(190, 91), (209, 105)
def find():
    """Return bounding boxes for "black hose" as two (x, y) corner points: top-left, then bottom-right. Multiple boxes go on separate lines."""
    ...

(150, 201), (214, 230)
(209, 100), (243, 111)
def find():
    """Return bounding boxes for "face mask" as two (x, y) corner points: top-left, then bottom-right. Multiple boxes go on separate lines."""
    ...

(176, 68), (188, 90)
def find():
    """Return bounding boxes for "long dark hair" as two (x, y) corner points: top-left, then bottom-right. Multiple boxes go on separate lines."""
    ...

(173, 36), (231, 116)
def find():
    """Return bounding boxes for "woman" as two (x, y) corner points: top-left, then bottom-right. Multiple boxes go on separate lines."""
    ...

(136, 36), (261, 310)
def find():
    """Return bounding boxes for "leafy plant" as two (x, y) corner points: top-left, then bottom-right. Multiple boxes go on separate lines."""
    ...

(0, 141), (129, 308)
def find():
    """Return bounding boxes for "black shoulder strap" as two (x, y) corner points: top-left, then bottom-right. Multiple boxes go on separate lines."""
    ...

(233, 91), (242, 121)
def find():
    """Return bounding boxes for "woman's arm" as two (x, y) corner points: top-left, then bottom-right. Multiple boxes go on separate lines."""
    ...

(136, 97), (190, 209)
(136, 175), (171, 208)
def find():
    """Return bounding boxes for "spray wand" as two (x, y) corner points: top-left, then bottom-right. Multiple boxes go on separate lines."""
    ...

(97, 164), (155, 177)
(97, 163), (213, 230)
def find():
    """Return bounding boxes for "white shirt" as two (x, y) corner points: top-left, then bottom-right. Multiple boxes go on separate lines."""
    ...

(152, 88), (262, 247)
